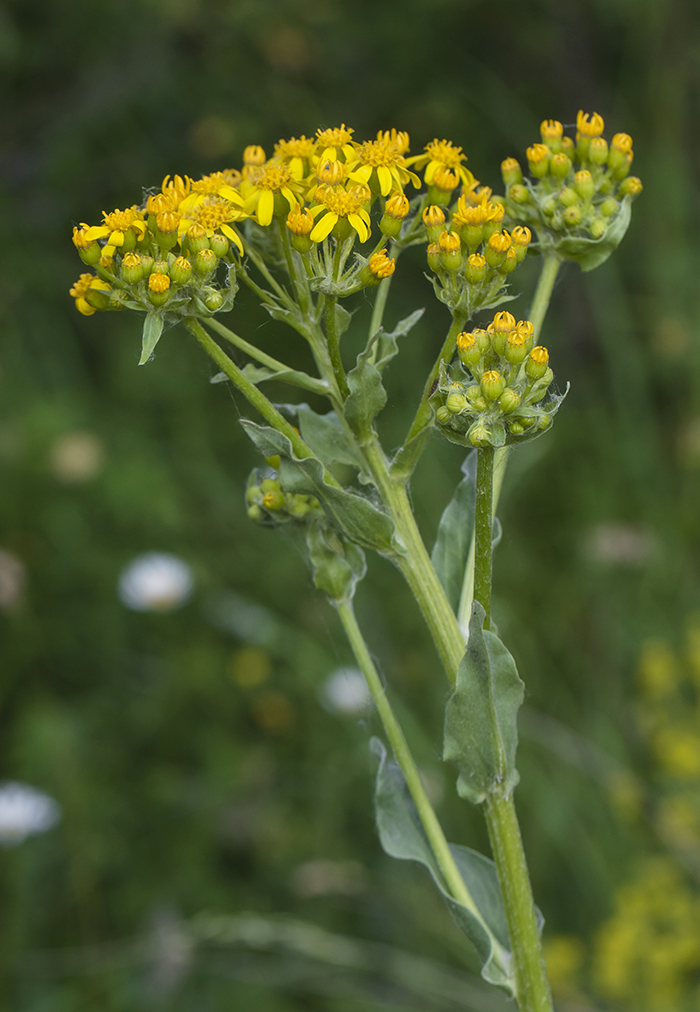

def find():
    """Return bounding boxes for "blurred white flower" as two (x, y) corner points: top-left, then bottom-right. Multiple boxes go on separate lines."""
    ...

(49, 431), (105, 483)
(0, 549), (25, 611)
(320, 667), (371, 716)
(118, 553), (193, 612)
(0, 782), (60, 845)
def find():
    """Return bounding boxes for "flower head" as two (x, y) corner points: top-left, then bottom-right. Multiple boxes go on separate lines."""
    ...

(83, 206), (147, 257)
(406, 139), (475, 189)
(69, 273), (111, 316)
(345, 133), (420, 196)
(315, 124), (355, 163)
(274, 135), (316, 180)
(241, 160), (302, 226)
(177, 194), (245, 254)
(576, 110), (605, 138)
(308, 185), (371, 243)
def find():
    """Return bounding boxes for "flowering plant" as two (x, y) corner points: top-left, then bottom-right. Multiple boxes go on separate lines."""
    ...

(70, 113), (641, 1012)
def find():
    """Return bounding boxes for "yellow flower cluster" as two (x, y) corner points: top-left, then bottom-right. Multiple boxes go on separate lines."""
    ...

(502, 111), (642, 244)
(69, 125), (483, 317)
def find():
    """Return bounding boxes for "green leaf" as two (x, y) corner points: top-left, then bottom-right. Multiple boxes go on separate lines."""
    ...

(370, 308), (425, 373)
(551, 196), (632, 272)
(306, 520), (366, 603)
(138, 312), (165, 365)
(239, 421), (401, 555)
(431, 452), (476, 612)
(293, 405), (365, 470)
(334, 303), (352, 339)
(443, 602), (524, 805)
(390, 427), (433, 482)
(373, 739), (515, 993)
(240, 364), (326, 395)
(345, 357), (386, 439)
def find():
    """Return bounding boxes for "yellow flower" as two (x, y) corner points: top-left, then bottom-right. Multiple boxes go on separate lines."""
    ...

(286, 207), (314, 237)
(274, 135), (316, 180)
(84, 206), (148, 257)
(576, 110), (605, 138)
(177, 195), (246, 255)
(314, 124), (355, 163)
(368, 248), (395, 279)
(406, 138), (475, 189)
(384, 192), (410, 219)
(178, 171), (245, 216)
(241, 160), (302, 227)
(376, 128), (410, 155)
(540, 119), (564, 141)
(69, 273), (111, 316)
(345, 135), (420, 196)
(308, 185), (371, 243)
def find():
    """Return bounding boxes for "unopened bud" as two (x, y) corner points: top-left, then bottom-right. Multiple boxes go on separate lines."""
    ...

(525, 345), (549, 380)
(559, 187), (579, 208)
(564, 204), (582, 226)
(600, 197), (620, 217)
(262, 490), (285, 511)
(589, 137), (609, 165)
(505, 331), (529, 364)
(209, 233), (230, 258)
(484, 230), (511, 268)
(423, 205), (446, 242)
(120, 252), (143, 284)
(431, 165), (460, 203)
(589, 217), (607, 238)
(618, 176), (643, 198)
(541, 197), (557, 216)
(287, 207), (315, 252)
(608, 133), (633, 171)
(574, 170), (595, 200)
(446, 393), (468, 414)
(194, 249), (218, 275)
(550, 152), (572, 178)
(185, 223), (209, 254)
(465, 253), (487, 284)
(526, 143), (550, 178)
(438, 230), (461, 272)
(243, 145), (266, 166)
(511, 226), (531, 262)
(498, 247), (518, 275)
(481, 370), (505, 401)
(501, 157), (522, 186)
(380, 192), (410, 236)
(469, 422), (491, 447)
(456, 331), (481, 367)
(540, 119), (563, 148)
(427, 242), (442, 272)
(148, 271), (171, 307)
(365, 249), (395, 283)
(435, 405), (452, 425)
(170, 256), (192, 285)
(508, 183), (530, 204)
(499, 388), (521, 413)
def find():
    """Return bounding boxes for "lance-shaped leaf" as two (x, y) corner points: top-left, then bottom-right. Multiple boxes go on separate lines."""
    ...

(431, 452), (477, 613)
(345, 350), (387, 440)
(373, 739), (515, 994)
(240, 421), (401, 555)
(546, 196), (632, 273)
(138, 312), (165, 365)
(306, 520), (366, 603)
(294, 405), (366, 471)
(444, 602), (524, 805)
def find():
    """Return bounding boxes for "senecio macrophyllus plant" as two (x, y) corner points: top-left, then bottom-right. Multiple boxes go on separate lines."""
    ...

(70, 114), (641, 1012)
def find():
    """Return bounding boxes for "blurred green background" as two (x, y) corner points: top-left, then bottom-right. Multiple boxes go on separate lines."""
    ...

(2, 0), (700, 1008)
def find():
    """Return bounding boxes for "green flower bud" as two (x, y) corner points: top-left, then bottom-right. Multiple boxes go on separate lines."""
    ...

(209, 233), (230, 258)
(505, 331), (529, 364)
(184, 224), (209, 254)
(541, 197), (557, 217)
(498, 247), (518, 275)
(525, 346), (549, 380)
(508, 184), (530, 204)
(475, 330), (491, 354)
(509, 421), (525, 436)
(435, 405), (452, 425)
(79, 243), (102, 266)
(501, 158), (522, 186)
(139, 254), (154, 276)
(446, 392), (469, 414)
(538, 414), (551, 430)
(456, 332), (481, 367)
(600, 198), (619, 217)
(246, 484), (262, 504)
(379, 213), (402, 238)
(550, 152), (572, 179)
(260, 478), (280, 493)
(194, 249), (218, 276)
(574, 170), (595, 201)
(618, 176), (643, 199)
(589, 137), (609, 165)
(464, 253), (487, 284)
(499, 388), (521, 414)
(120, 252), (143, 284)
(469, 422), (491, 447)
(108, 289), (128, 310)
(262, 490), (284, 511)
(526, 143), (550, 179)
(589, 218), (607, 239)
(481, 370), (505, 401)
(438, 231), (462, 272)
(559, 187), (579, 208)
(289, 496), (312, 518)
(291, 233), (313, 253)
(202, 287), (223, 311)
(564, 205), (582, 226)
(427, 243), (441, 273)
(170, 256), (192, 286)
(247, 504), (263, 521)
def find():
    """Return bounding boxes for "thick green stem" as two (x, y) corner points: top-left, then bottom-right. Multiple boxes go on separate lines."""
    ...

(471, 446), (553, 1012)
(336, 601), (484, 916)
(528, 254), (560, 339)
(484, 797), (553, 1012)
(368, 275), (393, 341)
(403, 314), (467, 446)
(324, 296), (349, 400)
(362, 437), (464, 683)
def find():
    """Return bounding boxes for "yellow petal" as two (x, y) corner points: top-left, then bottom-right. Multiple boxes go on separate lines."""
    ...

(84, 225), (110, 241)
(76, 298), (96, 316)
(257, 189), (275, 226)
(220, 223), (244, 254)
(348, 165), (373, 185)
(348, 213), (369, 243)
(289, 157), (304, 180)
(218, 185), (245, 205)
(406, 169), (421, 188)
(281, 187), (297, 210)
(377, 165), (393, 196)
(91, 279), (112, 292)
(132, 220), (147, 236)
(308, 204), (326, 219)
(424, 160), (438, 185)
(310, 212), (337, 242)
(178, 193), (203, 213)
(109, 230), (125, 246)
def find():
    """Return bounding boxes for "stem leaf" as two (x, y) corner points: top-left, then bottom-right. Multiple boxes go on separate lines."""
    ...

(345, 349), (387, 440)
(294, 405), (366, 470)
(544, 195), (632, 272)
(306, 520), (366, 603)
(444, 602), (524, 804)
(240, 421), (401, 554)
(371, 308), (425, 373)
(373, 739), (515, 994)
(138, 312), (165, 365)
(431, 452), (477, 612)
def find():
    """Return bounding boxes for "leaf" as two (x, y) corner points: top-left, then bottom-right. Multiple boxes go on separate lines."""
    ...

(345, 348), (387, 440)
(306, 520), (366, 603)
(138, 312), (165, 365)
(431, 451), (477, 612)
(552, 196), (632, 272)
(294, 405), (365, 470)
(373, 739), (515, 993)
(334, 303), (352, 339)
(390, 426), (433, 482)
(240, 363), (325, 394)
(370, 308), (425, 373)
(443, 602), (524, 805)
(239, 421), (401, 555)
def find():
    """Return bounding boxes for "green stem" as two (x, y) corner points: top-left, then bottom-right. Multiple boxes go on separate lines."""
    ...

(336, 600), (485, 915)
(472, 445), (553, 1012)
(368, 275), (393, 341)
(184, 319), (342, 489)
(324, 295), (349, 400)
(528, 253), (560, 339)
(403, 314), (467, 446)
(204, 318), (329, 398)
(362, 437), (464, 683)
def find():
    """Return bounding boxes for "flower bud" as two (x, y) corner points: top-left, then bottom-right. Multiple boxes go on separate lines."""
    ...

(612, 153), (634, 181)
(498, 247), (518, 275)
(262, 490), (285, 511)
(427, 243), (441, 272)
(618, 176), (643, 198)
(511, 226), (531, 262)
(435, 405), (452, 425)
(508, 183), (530, 204)
(484, 230), (511, 268)
(550, 152), (572, 179)
(209, 233), (230, 258)
(243, 145), (266, 167)
(287, 207), (315, 252)
(139, 254), (154, 276)
(561, 136), (575, 156)
(170, 256), (192, 286)
(540, 119), (564, 151)
(465, 253), (487, 284)
(120, 252), (143, 284)
(589, 137), (609, 165)
(525, 345), (549, 380)
(608, 133), (633, 171)
(72, 226), (102, 264)
(148, 271), (171, 307)
(430, 165), (460, 205)
(438, 230), (461, 272)
(509, 421), (525, 436)
(364, 249), (395, 284)
(316, 158), (346, 186)
(505, 330), (529, 364)
(501, 157), (522, 186)
(154, 210), (180, 250)
(526, 143), (550, 178)
(589, 217), (607, 239)
(185, 223), (209, 254)
(456, 331), (481, 367)
(574, 170), (595, 200)
(541, 197), (557, 216)
(380, 192), (410, 236)
(481, 370), (505, 401)
(514, 320), (535, 352)
(599, 197), (619, 217)
(469, 422), (491, 447)
(558, 187), (579, 208)
(147, 193), (175, 216)
(423, 205), (446, 242)
(474, 329), (491, 355)
(499, 388), (521, 413)
(194, 249), (218, 276)
(576, 111), (604, 159)
(446, 392), (468, 414)
(564, 204), (582, 226)
(247, 504), (263, 521)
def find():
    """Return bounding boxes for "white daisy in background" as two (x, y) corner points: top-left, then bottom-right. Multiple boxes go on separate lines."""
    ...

(320, 667), (371, 716)
(0, 782), (61, 846)
(118, 553), (194, 612)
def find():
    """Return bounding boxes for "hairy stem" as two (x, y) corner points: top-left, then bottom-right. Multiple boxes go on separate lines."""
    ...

(324, 295), (349, 400)
(473, 446), (495, 629)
